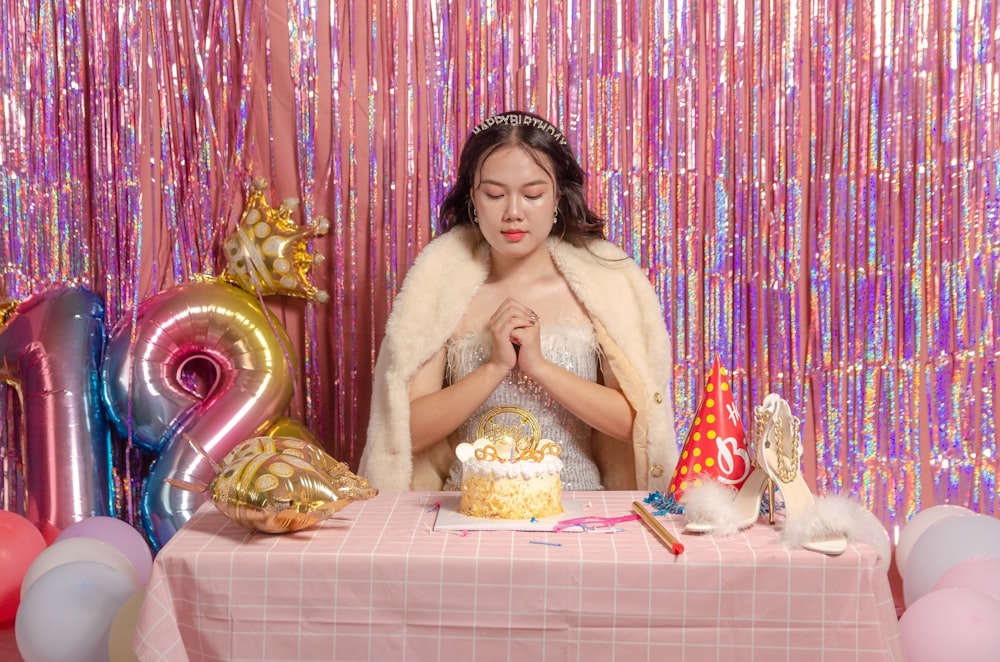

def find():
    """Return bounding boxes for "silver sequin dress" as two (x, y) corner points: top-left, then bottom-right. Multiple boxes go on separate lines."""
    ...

(441, 321), (604, 491)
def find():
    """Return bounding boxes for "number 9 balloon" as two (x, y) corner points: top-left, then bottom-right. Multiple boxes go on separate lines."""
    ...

(0, 286), (111, 541)
(103, 179), (330, 550)
(102, 278), (301, 549)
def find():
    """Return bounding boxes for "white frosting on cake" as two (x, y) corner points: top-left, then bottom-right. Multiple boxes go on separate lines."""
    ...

(461, 453), (563, 479)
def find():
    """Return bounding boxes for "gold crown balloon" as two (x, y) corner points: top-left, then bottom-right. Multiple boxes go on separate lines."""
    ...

(222, 177), (330, 302)
(0, 297), (15, 323)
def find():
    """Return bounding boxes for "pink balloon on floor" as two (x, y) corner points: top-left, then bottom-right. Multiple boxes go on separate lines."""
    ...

(55, 517), (153, 586)
(0, 511), (47, 623)
(932, 558), (1000, 603)
(900, 587), (1000, 662)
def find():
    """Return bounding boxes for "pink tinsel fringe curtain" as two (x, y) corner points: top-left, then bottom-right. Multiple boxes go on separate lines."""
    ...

(1, 0), (997, 534)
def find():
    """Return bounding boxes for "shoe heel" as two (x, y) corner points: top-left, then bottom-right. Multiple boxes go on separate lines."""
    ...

(758, 394), (847, 555)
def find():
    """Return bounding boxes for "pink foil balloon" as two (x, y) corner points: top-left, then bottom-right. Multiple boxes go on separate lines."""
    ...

(0, 286), (111, 540)
(103, 279), (297, 549)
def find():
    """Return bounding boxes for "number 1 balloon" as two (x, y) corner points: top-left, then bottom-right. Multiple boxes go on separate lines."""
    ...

(0, 286), (111, 540)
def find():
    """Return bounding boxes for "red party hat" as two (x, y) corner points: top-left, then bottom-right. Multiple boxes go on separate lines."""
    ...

(667, 356), (751, 505)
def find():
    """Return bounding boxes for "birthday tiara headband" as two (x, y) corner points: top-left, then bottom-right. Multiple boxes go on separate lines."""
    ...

(471, 113), (568, 146)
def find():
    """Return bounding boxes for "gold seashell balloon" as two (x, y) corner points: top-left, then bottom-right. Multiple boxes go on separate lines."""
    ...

(223, 436), (371, 489)
(208, 451), (377, 533)
(167, 435), (378, 534)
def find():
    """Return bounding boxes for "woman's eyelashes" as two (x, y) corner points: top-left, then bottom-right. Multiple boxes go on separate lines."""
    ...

(481, 192), (546, 202)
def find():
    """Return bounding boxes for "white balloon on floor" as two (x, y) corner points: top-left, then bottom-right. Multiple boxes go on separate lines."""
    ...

(902, 513), (1000, 608)
(894, 503), (975, 577)
(107, 589), (145, 662)
(15, 560), (135, 662)
(20, 537), (141, 599)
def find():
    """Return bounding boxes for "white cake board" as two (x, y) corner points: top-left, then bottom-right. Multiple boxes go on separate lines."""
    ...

(433, 497), (585, 532)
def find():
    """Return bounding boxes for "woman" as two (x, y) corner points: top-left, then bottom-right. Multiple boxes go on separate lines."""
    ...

(360, 111), (678, 492)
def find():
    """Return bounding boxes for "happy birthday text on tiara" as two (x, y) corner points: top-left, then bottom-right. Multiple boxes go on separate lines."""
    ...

(471, 113), (568, 145)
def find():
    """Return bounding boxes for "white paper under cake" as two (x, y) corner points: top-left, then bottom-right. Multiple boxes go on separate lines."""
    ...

(433, 497), (585, 532)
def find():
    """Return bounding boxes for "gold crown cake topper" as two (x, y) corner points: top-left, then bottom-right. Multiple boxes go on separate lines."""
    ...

(453, 405), (561, 464)
(472, 441), (562, 464)
(223, 177), (330, 302)
(476, 405), (541, 454)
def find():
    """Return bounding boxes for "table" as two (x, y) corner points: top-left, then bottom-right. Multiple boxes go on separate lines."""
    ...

(134, 491), (903, 661)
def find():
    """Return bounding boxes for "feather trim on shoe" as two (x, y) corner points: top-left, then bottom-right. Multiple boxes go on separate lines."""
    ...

(781, 494), (892, 567)
(680, 479), (745, 537)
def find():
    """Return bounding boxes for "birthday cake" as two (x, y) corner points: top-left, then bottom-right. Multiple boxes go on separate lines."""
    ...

(456, 439), (564, 519)
(455, 406), (564, 519)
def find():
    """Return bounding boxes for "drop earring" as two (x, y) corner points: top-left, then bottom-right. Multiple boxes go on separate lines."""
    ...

(553, 207), (566, 241)
(466, 198), (479, 224)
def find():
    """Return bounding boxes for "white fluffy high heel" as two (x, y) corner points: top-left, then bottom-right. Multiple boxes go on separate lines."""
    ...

(682, 468), (770, 535)
(757, 394), (848, 556)
(682, 393), (893, 564)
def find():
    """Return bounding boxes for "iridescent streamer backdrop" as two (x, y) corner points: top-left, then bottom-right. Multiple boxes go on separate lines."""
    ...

(1, 0), (997, 534)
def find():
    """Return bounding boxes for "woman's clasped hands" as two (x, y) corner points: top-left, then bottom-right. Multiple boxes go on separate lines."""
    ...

(486, 297), (543, 374)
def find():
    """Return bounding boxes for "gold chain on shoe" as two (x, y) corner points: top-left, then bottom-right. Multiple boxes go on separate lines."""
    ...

(751, 404), (769, 468)
(772, 410), (801, 483)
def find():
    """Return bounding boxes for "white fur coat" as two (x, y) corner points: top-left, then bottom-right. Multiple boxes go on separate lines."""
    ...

(358, 224), (679, 491)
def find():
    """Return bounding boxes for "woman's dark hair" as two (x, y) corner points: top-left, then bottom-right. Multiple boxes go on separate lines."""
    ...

(439, 111), (606, 246)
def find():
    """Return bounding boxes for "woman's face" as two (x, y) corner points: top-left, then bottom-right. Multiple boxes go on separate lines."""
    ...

(471, 145), (558, 260)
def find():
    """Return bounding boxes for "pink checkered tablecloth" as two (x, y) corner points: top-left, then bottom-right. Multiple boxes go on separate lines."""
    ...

(134, 491), (903, 661)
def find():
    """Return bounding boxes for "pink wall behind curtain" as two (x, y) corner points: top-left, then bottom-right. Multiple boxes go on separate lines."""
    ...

(1, 0), (998, 534)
